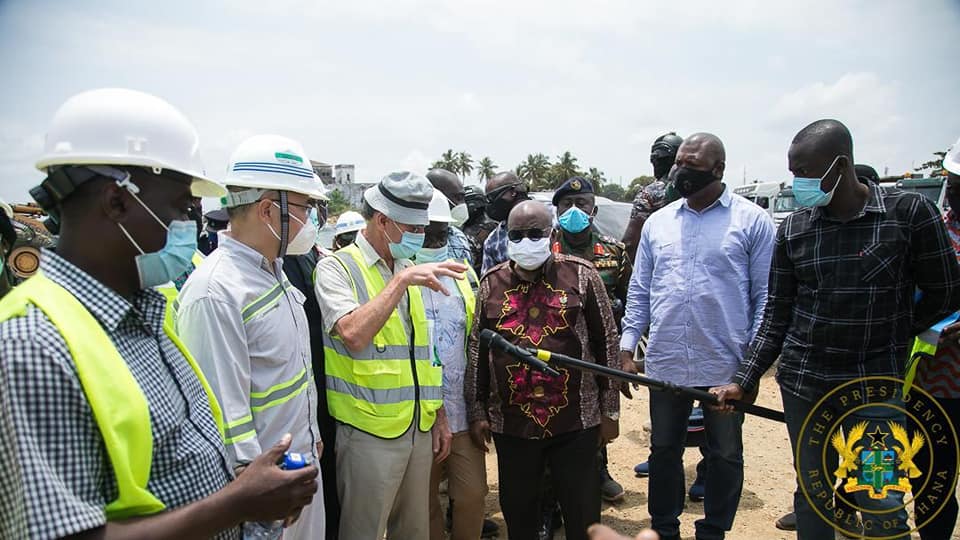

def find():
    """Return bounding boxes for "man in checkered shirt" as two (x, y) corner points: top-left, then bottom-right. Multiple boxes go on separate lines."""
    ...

(0, 88), (318, 539)
(711, 119), (960, 539)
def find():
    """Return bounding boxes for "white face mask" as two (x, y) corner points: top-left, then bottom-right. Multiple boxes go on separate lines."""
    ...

(449, 203), (469, 227)
(268, 202), (317, 256)
(507, 237), (552, 270)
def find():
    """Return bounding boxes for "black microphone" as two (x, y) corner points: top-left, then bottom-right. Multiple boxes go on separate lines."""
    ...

(478, 329), (562, 377)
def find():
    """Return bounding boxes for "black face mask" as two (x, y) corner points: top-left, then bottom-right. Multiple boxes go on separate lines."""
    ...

(652, 157), (674, 180)
(485, 192), (520, 222)
(674, 166), (717, 198)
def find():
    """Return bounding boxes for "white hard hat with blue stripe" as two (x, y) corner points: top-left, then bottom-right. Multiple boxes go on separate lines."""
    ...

(220, 134), (327, 207)
(335, 211), (366, 234)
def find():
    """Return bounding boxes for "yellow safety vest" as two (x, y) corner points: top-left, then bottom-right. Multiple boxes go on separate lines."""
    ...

(158, 251), (205, 329)
(324, 244), (443, 438)
(456, 259), (478, 344)
(904, 336), (938, 395)
(0, 272), (224, 520)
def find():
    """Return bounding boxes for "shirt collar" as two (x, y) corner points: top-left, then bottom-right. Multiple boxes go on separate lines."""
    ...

(356, 229), (386, 268)
(39, 249), (138, 332)
(218, 232), (281, 275)
(679, 184), (731, 214)
(809, 179), (885, 222)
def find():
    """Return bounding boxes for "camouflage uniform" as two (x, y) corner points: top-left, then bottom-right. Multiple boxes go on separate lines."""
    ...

(555, 229), (632, 326)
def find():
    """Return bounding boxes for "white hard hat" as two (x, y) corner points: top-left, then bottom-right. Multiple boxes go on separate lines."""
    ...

(35, 88), (224, 198)
(427, 188), (454, 223)
(221, 134), (328, 206)
(944, 137), (960, 175)
(335, 211), (366, 234)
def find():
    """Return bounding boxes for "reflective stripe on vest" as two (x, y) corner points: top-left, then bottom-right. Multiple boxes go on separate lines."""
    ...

(323, 244), (442, 438)
(242, 279), (294, 323)
(0, 273), (224, 520)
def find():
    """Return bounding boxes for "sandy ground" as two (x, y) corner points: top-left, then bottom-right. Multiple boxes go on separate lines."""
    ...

(477, 370), (960, 540)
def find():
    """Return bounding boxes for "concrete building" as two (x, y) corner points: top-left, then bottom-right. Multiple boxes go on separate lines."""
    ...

(310, 160), (334, 184)
(334, 164), (356, 185)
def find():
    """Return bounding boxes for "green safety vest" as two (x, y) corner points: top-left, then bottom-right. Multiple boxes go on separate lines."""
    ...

(904, 336), (938, 395)
(323, 244), (443, 438)
(0, 272), (224, 520)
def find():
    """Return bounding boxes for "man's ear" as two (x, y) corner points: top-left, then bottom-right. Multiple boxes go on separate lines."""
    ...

(101, 181), (132, 223)
(255, 198), (274, 224)
(713, 161), (726, 179)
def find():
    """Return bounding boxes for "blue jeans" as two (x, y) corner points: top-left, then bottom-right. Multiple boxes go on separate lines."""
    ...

(648, 389), (744, 540)
(781, 388), (910, 540)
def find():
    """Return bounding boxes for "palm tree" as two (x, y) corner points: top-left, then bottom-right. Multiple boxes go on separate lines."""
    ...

(587, 167), (605, 192)
(516, 153), (551, 190)
(457, 151), (474, 179)
(430, 149), (457, 173)
(477, 156), (497, 183)
(555, 151), (580, 183)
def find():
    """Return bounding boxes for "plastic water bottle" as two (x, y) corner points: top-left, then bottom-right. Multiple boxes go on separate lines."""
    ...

(242, 452), (313, 539)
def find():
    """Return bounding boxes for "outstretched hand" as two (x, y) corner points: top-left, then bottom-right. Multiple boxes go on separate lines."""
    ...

(401, 261), (467, 295)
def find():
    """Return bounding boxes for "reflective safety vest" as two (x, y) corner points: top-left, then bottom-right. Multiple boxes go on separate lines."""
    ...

(0, 272), (224, 520)
(904, 336), (938, 395)
(456, 260), (478, 345)
(324, 244), (442, 438)
(158, 251), (205, 330)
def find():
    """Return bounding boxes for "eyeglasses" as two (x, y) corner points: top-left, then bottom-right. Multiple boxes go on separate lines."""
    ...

(485, 183), (520, 204)
(508, 228), (550, 242)
(270, 199), (327, 213)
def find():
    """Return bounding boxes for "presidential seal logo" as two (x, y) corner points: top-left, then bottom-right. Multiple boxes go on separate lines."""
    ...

(796, 377), (958, 539)
(831, 421), (924, 500)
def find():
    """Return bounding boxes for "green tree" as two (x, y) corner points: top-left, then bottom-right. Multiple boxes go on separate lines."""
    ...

(477, 156), (497, 183)
(516, 153), (552, 190)
(600, 183), (626, 201)
(326, 189), (352, 216)
(457, 151), (474, 179)
(432, 149), (458, 172)
(546, 151), (581, 188)
(624, 175), (656, 202)
(586, 167), (606, 192)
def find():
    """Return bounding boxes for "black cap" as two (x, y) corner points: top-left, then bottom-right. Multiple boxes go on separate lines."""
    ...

(552, 176), (594, 206)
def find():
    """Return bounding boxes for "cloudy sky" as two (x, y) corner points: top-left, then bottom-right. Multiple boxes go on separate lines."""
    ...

(1, 0), (958, 203)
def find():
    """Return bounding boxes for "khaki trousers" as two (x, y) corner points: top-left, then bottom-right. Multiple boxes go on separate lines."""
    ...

(429, 431), (488, 540)
(336, 422), (432, 540)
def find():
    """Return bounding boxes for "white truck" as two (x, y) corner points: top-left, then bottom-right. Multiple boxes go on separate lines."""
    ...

(733, 181), (785, 219)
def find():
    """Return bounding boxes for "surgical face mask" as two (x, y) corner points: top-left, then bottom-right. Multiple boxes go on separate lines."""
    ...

(114, 177), (198, 289)
(268, 202), (318, 256)
(792, 155), (844, 208)
(416, 245), (449, 264)
(558, 206), (591, 234)
(449, 203), (469, 227)
(384, 220), (425, 260)
(507, 237), (552, 270)
(674, 166), (718, 198)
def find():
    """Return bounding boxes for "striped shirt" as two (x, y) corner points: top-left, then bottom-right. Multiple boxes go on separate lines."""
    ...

(735, 182), (960, 401)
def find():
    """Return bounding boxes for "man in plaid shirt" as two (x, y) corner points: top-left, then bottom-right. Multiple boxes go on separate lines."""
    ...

(711, 119), (960, 539)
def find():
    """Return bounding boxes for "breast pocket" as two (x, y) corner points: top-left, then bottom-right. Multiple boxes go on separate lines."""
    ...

(859, 242), (902, 286)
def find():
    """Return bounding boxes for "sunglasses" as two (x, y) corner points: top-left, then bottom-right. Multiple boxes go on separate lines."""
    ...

(485, 184), (520, 204)
(508, 228), (550, 242)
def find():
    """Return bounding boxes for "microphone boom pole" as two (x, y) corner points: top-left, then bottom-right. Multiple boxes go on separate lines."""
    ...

(478, 329), (784, 423)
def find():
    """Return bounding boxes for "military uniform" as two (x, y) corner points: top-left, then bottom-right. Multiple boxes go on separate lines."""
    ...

(555, 230), (631, 324)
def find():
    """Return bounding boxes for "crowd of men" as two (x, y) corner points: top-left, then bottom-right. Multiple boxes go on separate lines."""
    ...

(0, 86), (958, 540)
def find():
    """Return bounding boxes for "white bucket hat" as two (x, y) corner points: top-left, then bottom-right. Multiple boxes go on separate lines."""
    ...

(363, 171), (433, 226)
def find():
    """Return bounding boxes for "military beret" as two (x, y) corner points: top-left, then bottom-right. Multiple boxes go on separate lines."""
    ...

(552, 176), (594, 206)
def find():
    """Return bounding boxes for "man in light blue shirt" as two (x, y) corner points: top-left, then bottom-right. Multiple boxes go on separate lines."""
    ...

(619, 133), (775, 540)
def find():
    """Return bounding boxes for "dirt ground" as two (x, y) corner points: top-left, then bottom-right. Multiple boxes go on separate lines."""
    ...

(478, 370), (959, 540)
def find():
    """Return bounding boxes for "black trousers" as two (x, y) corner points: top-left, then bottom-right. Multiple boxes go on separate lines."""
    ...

(493, 427), (600, 540)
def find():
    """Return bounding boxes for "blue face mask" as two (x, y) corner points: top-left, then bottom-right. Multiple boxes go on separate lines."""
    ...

(415, 245), (449, 264)
(558, 206), (591, 234)
(115, 177), (198, 289)
(385, 220), (425, 260)
(793, 155), (843, 208)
